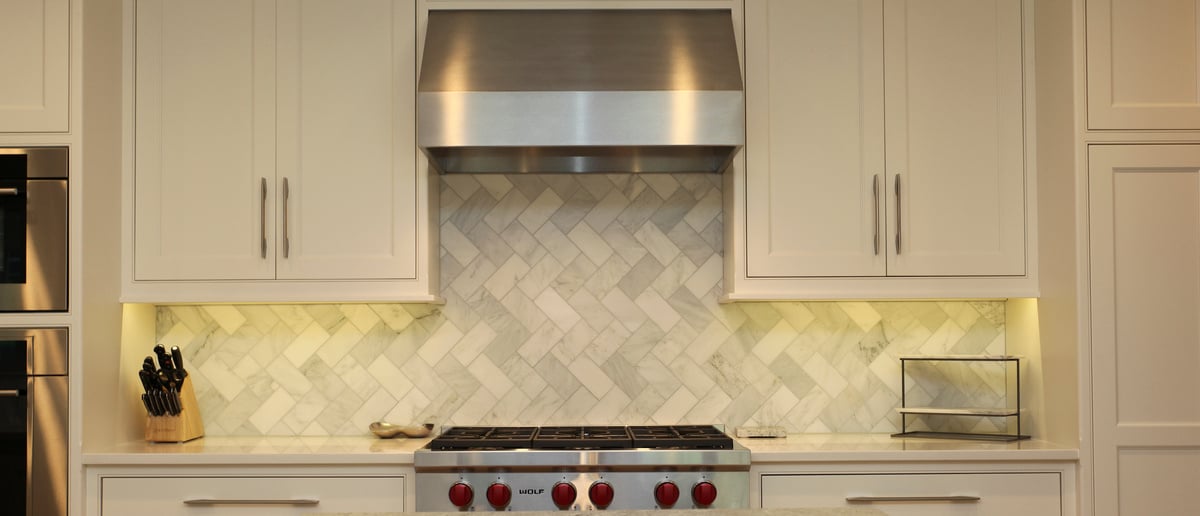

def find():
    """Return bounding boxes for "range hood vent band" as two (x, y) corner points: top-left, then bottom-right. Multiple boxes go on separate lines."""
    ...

(417, 9), (745, 175)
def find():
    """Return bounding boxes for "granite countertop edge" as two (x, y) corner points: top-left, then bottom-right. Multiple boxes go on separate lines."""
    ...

(82, 433), (1078, 466)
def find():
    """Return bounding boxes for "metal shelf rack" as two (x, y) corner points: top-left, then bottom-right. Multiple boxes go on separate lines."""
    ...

(891, 355), (1030, 442)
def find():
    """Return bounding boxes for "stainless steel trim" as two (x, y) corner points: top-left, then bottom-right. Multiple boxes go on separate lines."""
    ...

(847, 495), (982, 503)
(282, 177), (290, 259)
(0, 188), (20, 196)
(30, 375), (67, 516)
(894, 174), (902, 254)
(0, 390), (20, 397)
(182, 499), (319, 507)
(0, 148), (68, 312)
(260, 178), (267, 259)
(0, 147), (68, 179)
(415, 447), (750, 471)
(0, 328), (68, 376)
(417, 10), (744, 175)
(872, 174), (880, 255)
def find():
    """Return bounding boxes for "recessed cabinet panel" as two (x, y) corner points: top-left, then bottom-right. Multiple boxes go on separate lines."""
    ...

(134, 0), (277, 280)
(276, 0), (417, 280)
(745, 0), (885, 277)
(884, 0), (1025, 276)
(761, 472), (1061, 515)
(1087, 0), (1200, 129)
(0, 0), (69, 132)
(1089, 145), (1200, 516)
(100, 476), (405, 515)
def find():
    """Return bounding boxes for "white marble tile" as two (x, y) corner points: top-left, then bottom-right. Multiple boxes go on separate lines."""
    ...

(316, 322), (364, 367)
(634, 289), (681, 333)
(568, 356), (614, 399)
(516, 253), (567, 299)
(367, 354), (414, 399)
(683, 187), (722, 233)
(633, 221), (681, 267)
(417, 321), (464, 365)
(584, 188), (631, 232)
(350, 389), (398, 432)
(588, 387), (632, 425)
(468, 354), (514, 398)
(641, 174), (680, 200)
(685, 387), (731, 424)
(203, 305), (248, 335)
(568, 221), (614, 267)
(339, 304), (381, 334)
(602, 289), (648, 333)
(653, 387), (699, 425)
(600, 224), (648, 266)
(753, 319), (797, 364)
(802, 352), (849, 399)
(370, 304), (415, 332)
(249, 389), (297, 434)
(484, 254), (531, 300)
(500, 289), (550, 334)
(452, 321), (497, 364)
(535, 288), (581, 332)
(271, 305), (317, 334)
(532, 222), (581, 266)
(475, 175), (514, 200)
(450, 256), (497, 298)
(200, 355), (248, 401)
(484, 188), (529, 233)
(282, 322), (330, 367)
(518, 188), (564, 233)
(265, 355), (313, 396)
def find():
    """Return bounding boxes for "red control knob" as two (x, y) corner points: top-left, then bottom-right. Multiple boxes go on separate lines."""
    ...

(551, 482), (577, 508)
(486, 482), (512, 509)
(692, 481), (718, 506)
(654, 481), (680, 507)
(589, 481), (615, 508)
(448, 482), (473, 508)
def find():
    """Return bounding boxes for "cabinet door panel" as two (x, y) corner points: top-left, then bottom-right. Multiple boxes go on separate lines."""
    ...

(761, 472), (1061, 515)
(134, 0), (277, 280)
(1087, 0), (1200, 129)
(276, 0), (417, 280)
(0, 0), (69, 132)
(884, 0), (1025, 277)
(1089, 145), (1200, 516)
(745, 0), (885, 277)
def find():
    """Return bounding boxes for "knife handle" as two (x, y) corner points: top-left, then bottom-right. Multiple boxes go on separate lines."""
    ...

(171, 346), (187, 378)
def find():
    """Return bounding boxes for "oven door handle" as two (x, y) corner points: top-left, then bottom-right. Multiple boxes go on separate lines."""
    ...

(0, 188), (19, 196)
(0, 389), (22, 397)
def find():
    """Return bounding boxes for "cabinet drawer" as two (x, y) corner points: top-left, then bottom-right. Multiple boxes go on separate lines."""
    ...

(100, 476), (404, 515)
(761, 472), (1061, 515)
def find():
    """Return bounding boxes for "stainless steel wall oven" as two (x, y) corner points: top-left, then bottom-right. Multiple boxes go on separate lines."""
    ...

(0, 327), (67, 516)
(0, 147), (68, 312)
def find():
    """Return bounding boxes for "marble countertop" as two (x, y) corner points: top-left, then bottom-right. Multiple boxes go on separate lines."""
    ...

(82, 433), (1077, 466)
(313, 510), (885, 516)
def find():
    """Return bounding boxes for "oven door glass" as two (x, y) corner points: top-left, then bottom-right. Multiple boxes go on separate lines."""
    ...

(0, 374), (27, 515)
(0, 156), (28, 285)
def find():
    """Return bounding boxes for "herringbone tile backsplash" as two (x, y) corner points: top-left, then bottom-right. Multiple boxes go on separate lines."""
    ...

(156, 174), (1011, 436)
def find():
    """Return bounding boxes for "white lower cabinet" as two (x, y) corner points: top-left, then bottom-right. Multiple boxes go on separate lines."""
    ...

(761, 472), (1063, 515)
(91, 470), (409, 516)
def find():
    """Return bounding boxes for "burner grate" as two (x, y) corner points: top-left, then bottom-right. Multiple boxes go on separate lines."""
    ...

(629, 425), (734, 449)
(532, 426), (633, 449)
(426, 426), (536, 450)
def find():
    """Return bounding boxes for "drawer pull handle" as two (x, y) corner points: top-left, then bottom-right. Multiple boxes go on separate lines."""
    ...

(847, 495), (981, 503)
(182, 498), (319, 506)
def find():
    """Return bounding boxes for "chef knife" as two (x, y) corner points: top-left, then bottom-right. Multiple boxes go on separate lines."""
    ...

(139, 370), (162, 416)
(170, 345), (187, 384)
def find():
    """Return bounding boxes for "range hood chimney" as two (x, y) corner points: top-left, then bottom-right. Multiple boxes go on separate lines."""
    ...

(417, 9), (745, 174)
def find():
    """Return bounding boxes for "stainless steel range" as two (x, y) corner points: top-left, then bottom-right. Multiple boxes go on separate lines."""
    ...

(414, 425), (750, 512)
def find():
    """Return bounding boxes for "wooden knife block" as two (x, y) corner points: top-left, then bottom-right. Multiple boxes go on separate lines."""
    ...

(144, 379), (205, 443)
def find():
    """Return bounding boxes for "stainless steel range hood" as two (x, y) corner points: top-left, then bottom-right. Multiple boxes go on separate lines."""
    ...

(417, 9), (744, 174)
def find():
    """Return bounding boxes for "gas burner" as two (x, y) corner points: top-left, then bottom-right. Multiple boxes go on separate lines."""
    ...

(629, 424), (735, 449)
(426, 426), (536, 450)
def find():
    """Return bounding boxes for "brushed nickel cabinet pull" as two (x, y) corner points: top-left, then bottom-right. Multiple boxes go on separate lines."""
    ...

(183, 498), (319, 506)
(260, 178), (267, 259)
(894, 173), (902, 254)
(872, 174), (880, 255)
(847, 495), (981, 503)
(282, 177), (290, 259)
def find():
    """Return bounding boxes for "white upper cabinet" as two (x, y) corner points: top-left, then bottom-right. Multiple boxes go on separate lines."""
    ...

(128, 0), (435, 302)
(730, 0), (1033, 300)
(1087, 0), (1200, 129)
(0, 0), (69, 132)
